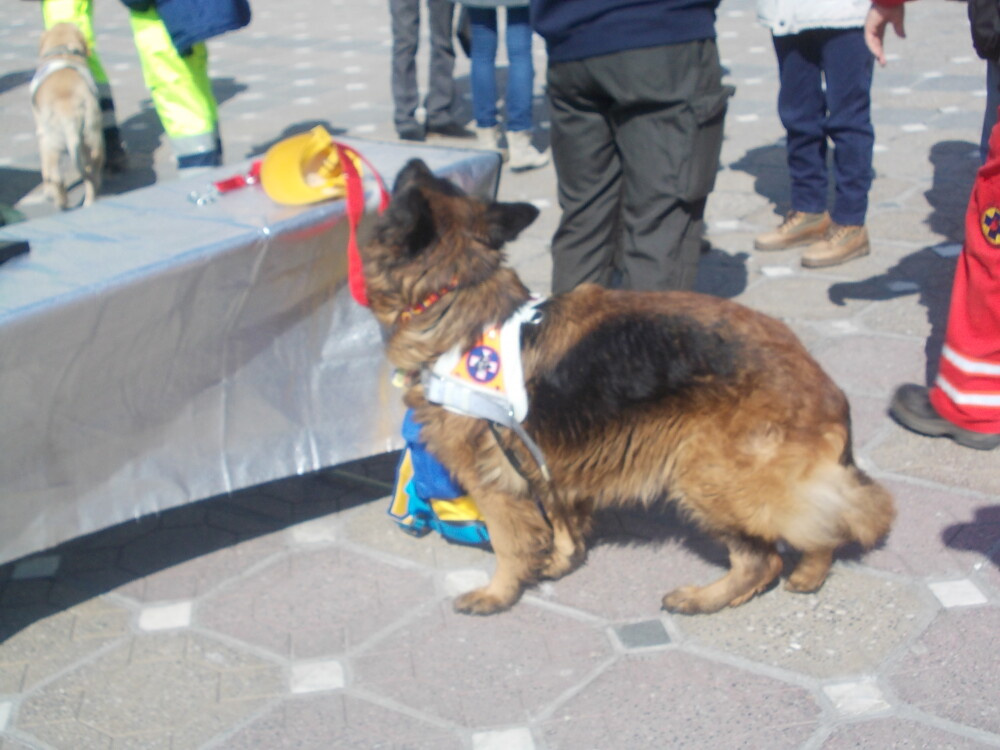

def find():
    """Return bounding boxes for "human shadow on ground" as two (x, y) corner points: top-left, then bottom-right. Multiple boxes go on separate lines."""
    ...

(729, 141), (792, 218)
(942, 505), (1000, 571)
(0, 167), (43, 208)
(0, 70), (32, 96)
(826, 139), (978, 383)
(102, 76), (249, 195)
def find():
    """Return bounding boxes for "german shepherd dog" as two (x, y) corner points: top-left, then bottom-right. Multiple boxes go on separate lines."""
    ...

(362, 159), (895, 616)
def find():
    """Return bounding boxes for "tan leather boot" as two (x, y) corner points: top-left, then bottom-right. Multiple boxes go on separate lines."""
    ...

(753, 210), (831, 250)
(801, 224), (871, 268)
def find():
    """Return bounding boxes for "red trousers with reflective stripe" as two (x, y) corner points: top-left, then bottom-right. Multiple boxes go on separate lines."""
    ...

(928, 112), (1000, 435)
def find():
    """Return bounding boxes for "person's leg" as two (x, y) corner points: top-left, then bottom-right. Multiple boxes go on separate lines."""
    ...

(980, 59), (1000, 163)
(128, 7), (221, 169)
(774, 31), (827, 215)
(607, 41), (729, 291)
(424, 0), (457, 129)
(798, 27), (873, 267)
(42, 0), (127, 171)
(503, 6), (547, 170)
(389, 0), (422, 137)
(547, 58), (620, 293)
(503, 6), (534, 133)
(467, 7), (499, 128)
(890, 119), (1000, 449)
(821, 28), (874, 227)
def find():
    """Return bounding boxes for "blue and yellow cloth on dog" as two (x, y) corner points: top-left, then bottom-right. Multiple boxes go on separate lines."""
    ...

(387, 410), (490, 546)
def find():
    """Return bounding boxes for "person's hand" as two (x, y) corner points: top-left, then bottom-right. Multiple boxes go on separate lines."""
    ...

(865, 3), (906, 66)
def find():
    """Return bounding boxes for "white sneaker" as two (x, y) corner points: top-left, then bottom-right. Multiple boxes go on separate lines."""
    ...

(507, 129), (549, 172)
(475, 125), (508, 162)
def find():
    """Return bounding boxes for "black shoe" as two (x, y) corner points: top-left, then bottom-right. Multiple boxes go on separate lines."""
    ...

(889, 383), (1000, 450)
(396, 122), (425, 142)
(426, 120), (475, 139)
(103, 127), (128, 174)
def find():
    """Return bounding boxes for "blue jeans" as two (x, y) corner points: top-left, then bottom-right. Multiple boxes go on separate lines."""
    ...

(773, 28), (874, 226)
(468, 6), (534, 132)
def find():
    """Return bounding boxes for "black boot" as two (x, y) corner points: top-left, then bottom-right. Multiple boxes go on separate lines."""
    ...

(103, 126), (128, 174)
(889, 384), (1000, 451)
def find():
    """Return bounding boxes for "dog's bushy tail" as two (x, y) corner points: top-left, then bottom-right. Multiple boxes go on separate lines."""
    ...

(786, 460), (895, 553)
(840, 467), (895, 548)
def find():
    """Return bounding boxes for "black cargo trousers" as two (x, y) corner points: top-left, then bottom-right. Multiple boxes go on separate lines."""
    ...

(546, 39), (733, 293)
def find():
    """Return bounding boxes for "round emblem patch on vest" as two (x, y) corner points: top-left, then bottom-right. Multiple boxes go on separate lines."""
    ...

(981, 206), (1000, 245)
(465, 346), (500, 383)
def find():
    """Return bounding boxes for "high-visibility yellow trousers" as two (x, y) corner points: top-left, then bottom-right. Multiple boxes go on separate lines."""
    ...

(128, 7), (221, 166)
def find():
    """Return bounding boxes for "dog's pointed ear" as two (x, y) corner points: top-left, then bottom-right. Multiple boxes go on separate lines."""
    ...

(378, 185), (437, 258)
(392, 158), (434, 196)
(483, 202), (539, 248)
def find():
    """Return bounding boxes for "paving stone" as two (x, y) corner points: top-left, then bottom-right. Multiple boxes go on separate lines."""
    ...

(613, 619), (671, 650)
(290, 659), (345, 693)
(814, 334), (930, 398)
(353, 602), (611, 727)
(822, 678), (892, 717)
(213, 693), (463, 749)
(928, 579), (989, 608)
(15, 633), (283, 749)
(873, 429), (1000, 495)
(198, 546), (435, 659)
(473, 727), (535, 750)
(541, 650), (820, 749)
(675, 567), (927, 679)
(888, 608), (1000, 736)
(821, 718), (998, 749)
(0, 597), (129, 692)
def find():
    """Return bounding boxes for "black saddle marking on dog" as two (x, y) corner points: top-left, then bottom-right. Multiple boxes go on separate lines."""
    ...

(528, 313), (742, 437)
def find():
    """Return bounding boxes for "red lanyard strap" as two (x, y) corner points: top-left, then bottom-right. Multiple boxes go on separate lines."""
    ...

(188, 145), (389, 308)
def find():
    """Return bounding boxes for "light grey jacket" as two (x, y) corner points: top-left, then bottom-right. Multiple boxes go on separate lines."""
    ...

(756, 0), (870, 36)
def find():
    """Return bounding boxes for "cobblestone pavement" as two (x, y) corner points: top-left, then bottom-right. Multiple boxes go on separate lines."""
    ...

(2, 0), (1000, 748)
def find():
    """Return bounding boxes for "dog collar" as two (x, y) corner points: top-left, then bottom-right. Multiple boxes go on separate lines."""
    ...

(398, 276), (460, 324)
(30, 58), (98, 102)
(41, 45), (87, 59)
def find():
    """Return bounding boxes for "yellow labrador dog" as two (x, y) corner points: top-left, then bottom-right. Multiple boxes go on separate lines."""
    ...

(31, 22), (105, 209)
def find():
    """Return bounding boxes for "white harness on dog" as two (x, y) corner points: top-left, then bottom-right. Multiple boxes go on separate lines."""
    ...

(422, 298), (551, 479)
(30, 52), (98, 104)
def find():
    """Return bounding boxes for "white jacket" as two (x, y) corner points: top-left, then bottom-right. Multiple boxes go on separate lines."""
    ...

(757, 0), (870, 36)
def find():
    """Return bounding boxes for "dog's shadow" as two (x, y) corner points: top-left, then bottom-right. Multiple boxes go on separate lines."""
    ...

(590, 503), (729, 567)
(590, 500), (881, 578)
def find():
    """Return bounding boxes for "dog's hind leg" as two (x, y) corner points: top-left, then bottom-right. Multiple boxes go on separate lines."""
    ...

(662, 535), (783, 614)
(540, 497), (592, 580)
(40, 143), (68, 210)
(785, 549), (834, 593)
(453, 489), (552, 615)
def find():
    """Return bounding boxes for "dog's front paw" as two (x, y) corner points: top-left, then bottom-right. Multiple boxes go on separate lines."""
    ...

(662, 586), (714, 615)
(453, 587), (515, 616)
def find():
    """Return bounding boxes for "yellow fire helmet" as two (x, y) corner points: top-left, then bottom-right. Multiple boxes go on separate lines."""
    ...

(259, 125), (364, 205)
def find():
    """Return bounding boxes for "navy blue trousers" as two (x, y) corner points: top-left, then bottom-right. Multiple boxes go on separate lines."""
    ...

(773, 28), (874, 226)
